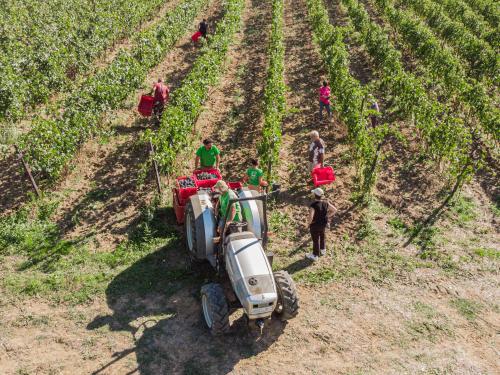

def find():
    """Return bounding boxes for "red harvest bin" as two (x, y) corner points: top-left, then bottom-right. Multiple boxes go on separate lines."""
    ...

(138, 95), (154, 117)
(175, 176), (198, 205)
(191, 31), (202, 42)
(228, 181), (243, 190)
(193, 168), (222, 188)
(311, 166), (336, 187)
(173, 189), (185, 224)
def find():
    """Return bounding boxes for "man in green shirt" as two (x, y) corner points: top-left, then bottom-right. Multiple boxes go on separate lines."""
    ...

(195, 138), (220, 170)
(214, 180), (241, 234)
(241, 158), (267, 192)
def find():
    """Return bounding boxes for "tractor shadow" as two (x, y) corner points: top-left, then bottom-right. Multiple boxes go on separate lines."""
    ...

(88, 243), (286, 374)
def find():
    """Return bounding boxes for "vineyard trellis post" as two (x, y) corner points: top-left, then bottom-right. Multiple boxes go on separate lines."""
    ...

(14, 145), (41, 198)
(148, 140), (162, 195)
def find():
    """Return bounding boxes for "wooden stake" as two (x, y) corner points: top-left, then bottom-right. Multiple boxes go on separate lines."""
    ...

(149, 140), (162, 195)
(14, 145), (41, 197)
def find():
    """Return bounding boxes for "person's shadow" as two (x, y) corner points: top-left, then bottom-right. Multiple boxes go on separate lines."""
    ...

(87, 240), (286, 374)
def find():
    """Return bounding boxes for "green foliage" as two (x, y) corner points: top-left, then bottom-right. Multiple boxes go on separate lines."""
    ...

(474, 247), (500, 260)
(387, 217), (407, 232)
(19, 0), (207, 180)
(305, 0), (381, 195)
(372, 0), (500, 141)
(0, 193), (184, 304)
(451, 298), (482, 322)
(406, 302), (454, 342)
(464, 0), (500, 28)
(343, 0), (472, 180)
(434, 0), (498, 48)
(258, 0), (286, 181)
(402, 0), (498, 81)
(152, 0), (245, 174)
(0, 0), (165, 123)
(448, 195), (477, 225)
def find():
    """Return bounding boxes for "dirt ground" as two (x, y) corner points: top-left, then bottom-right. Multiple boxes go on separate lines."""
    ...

(0, 0), (499, 374)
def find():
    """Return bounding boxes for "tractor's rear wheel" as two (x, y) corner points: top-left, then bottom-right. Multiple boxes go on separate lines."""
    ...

(201, 283), (230, 335)
(184, 201), (201, 266)
(274, 271), (299, 321)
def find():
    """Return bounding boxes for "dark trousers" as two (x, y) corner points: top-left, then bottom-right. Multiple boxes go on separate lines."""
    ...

(310, 226), (326, 256)
(319, 101), (331, 119)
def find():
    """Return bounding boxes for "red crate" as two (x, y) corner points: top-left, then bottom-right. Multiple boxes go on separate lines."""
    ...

(193, 168), (222, 188)
(191, 31), (202, 42)
(228, 181), (243, 190)
(138, 95), (154, 117)
(311, 166), (336, 187)
(173, 189), (185, 224)
(175, 176), (198, 205)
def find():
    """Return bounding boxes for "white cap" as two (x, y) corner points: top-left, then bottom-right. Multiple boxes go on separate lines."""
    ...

(214, 180), (228, 193)
(311, 187), (324, 196)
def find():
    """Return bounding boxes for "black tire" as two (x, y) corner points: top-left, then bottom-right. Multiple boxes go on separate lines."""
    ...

(200, 283), (230, 335)
(184, 201), (199, 265)
(274, 271), (299, 321)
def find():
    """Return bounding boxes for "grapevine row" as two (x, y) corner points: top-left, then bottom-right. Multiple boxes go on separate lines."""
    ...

(371, 0), (500, 142)
(19, 0), (208, 180)
(464, 0), (500, 28)
(342, 0), (471, 177)
(305, 0), (380, 193)
(0, 0), (166, 123)
(401, 0), (498, 82)
(433, 0), (499, 49)
(152, 0), (245, 174)
(258, 0), (286, 181)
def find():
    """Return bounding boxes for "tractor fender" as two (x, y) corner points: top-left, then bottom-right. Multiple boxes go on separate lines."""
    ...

(185, 192), (217, 267)
(238, 188), (265, 241)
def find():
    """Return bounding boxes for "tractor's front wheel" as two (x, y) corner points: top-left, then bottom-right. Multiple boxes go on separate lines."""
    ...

(274, 271), (299, 321)
(201, 283), (230, 335)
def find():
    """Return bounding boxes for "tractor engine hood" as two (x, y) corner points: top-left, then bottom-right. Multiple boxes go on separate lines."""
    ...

(224, 232), (277, 319)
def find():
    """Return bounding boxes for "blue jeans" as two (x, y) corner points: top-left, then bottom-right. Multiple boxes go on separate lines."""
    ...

(319, 101), (331, 119)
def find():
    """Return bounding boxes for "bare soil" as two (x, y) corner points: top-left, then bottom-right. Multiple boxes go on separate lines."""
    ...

(0, 0), (498, 374)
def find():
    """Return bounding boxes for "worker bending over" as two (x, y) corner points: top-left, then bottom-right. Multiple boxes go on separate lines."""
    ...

(214, 180), (241, 234)
(152, 78), (169, 119)
(195, 138), (220, 170)
(242, 158), (268, 192)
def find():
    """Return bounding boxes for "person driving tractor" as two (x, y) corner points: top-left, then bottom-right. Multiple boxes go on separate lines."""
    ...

(241, 158), (268, 192)
(195, 138), (220, 170)
(152, 78), (169, 120)
(214, 180), (241, 235)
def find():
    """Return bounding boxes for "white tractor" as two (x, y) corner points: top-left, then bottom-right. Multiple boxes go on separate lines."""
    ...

(184, 188), (299, 335)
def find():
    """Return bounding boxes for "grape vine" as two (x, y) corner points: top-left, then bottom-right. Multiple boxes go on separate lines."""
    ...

(18, 0), (208, 180)
(151, 0), (245, 174)
(0, 0), (165, 123)
(258, 0), (286, 181)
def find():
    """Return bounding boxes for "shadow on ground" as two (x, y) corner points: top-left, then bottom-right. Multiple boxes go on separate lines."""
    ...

(88, 241), (286, 374)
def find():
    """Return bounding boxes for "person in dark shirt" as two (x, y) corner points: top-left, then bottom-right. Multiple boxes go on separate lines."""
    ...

(199, 19), (208, 38)
(306, 187), (337, 261)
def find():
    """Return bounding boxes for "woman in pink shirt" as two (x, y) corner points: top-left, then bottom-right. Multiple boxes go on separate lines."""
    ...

(318, 81), (331, 121)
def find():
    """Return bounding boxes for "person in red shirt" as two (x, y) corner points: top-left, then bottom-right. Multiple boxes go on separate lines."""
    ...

(152, 78), (169, 122)
(318, 80), (332, 121)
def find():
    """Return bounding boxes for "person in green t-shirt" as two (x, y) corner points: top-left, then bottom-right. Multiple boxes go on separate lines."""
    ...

(241, 158), (268, 192)
(195, 138), (220, 170)
(214, 180), (241, 234)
